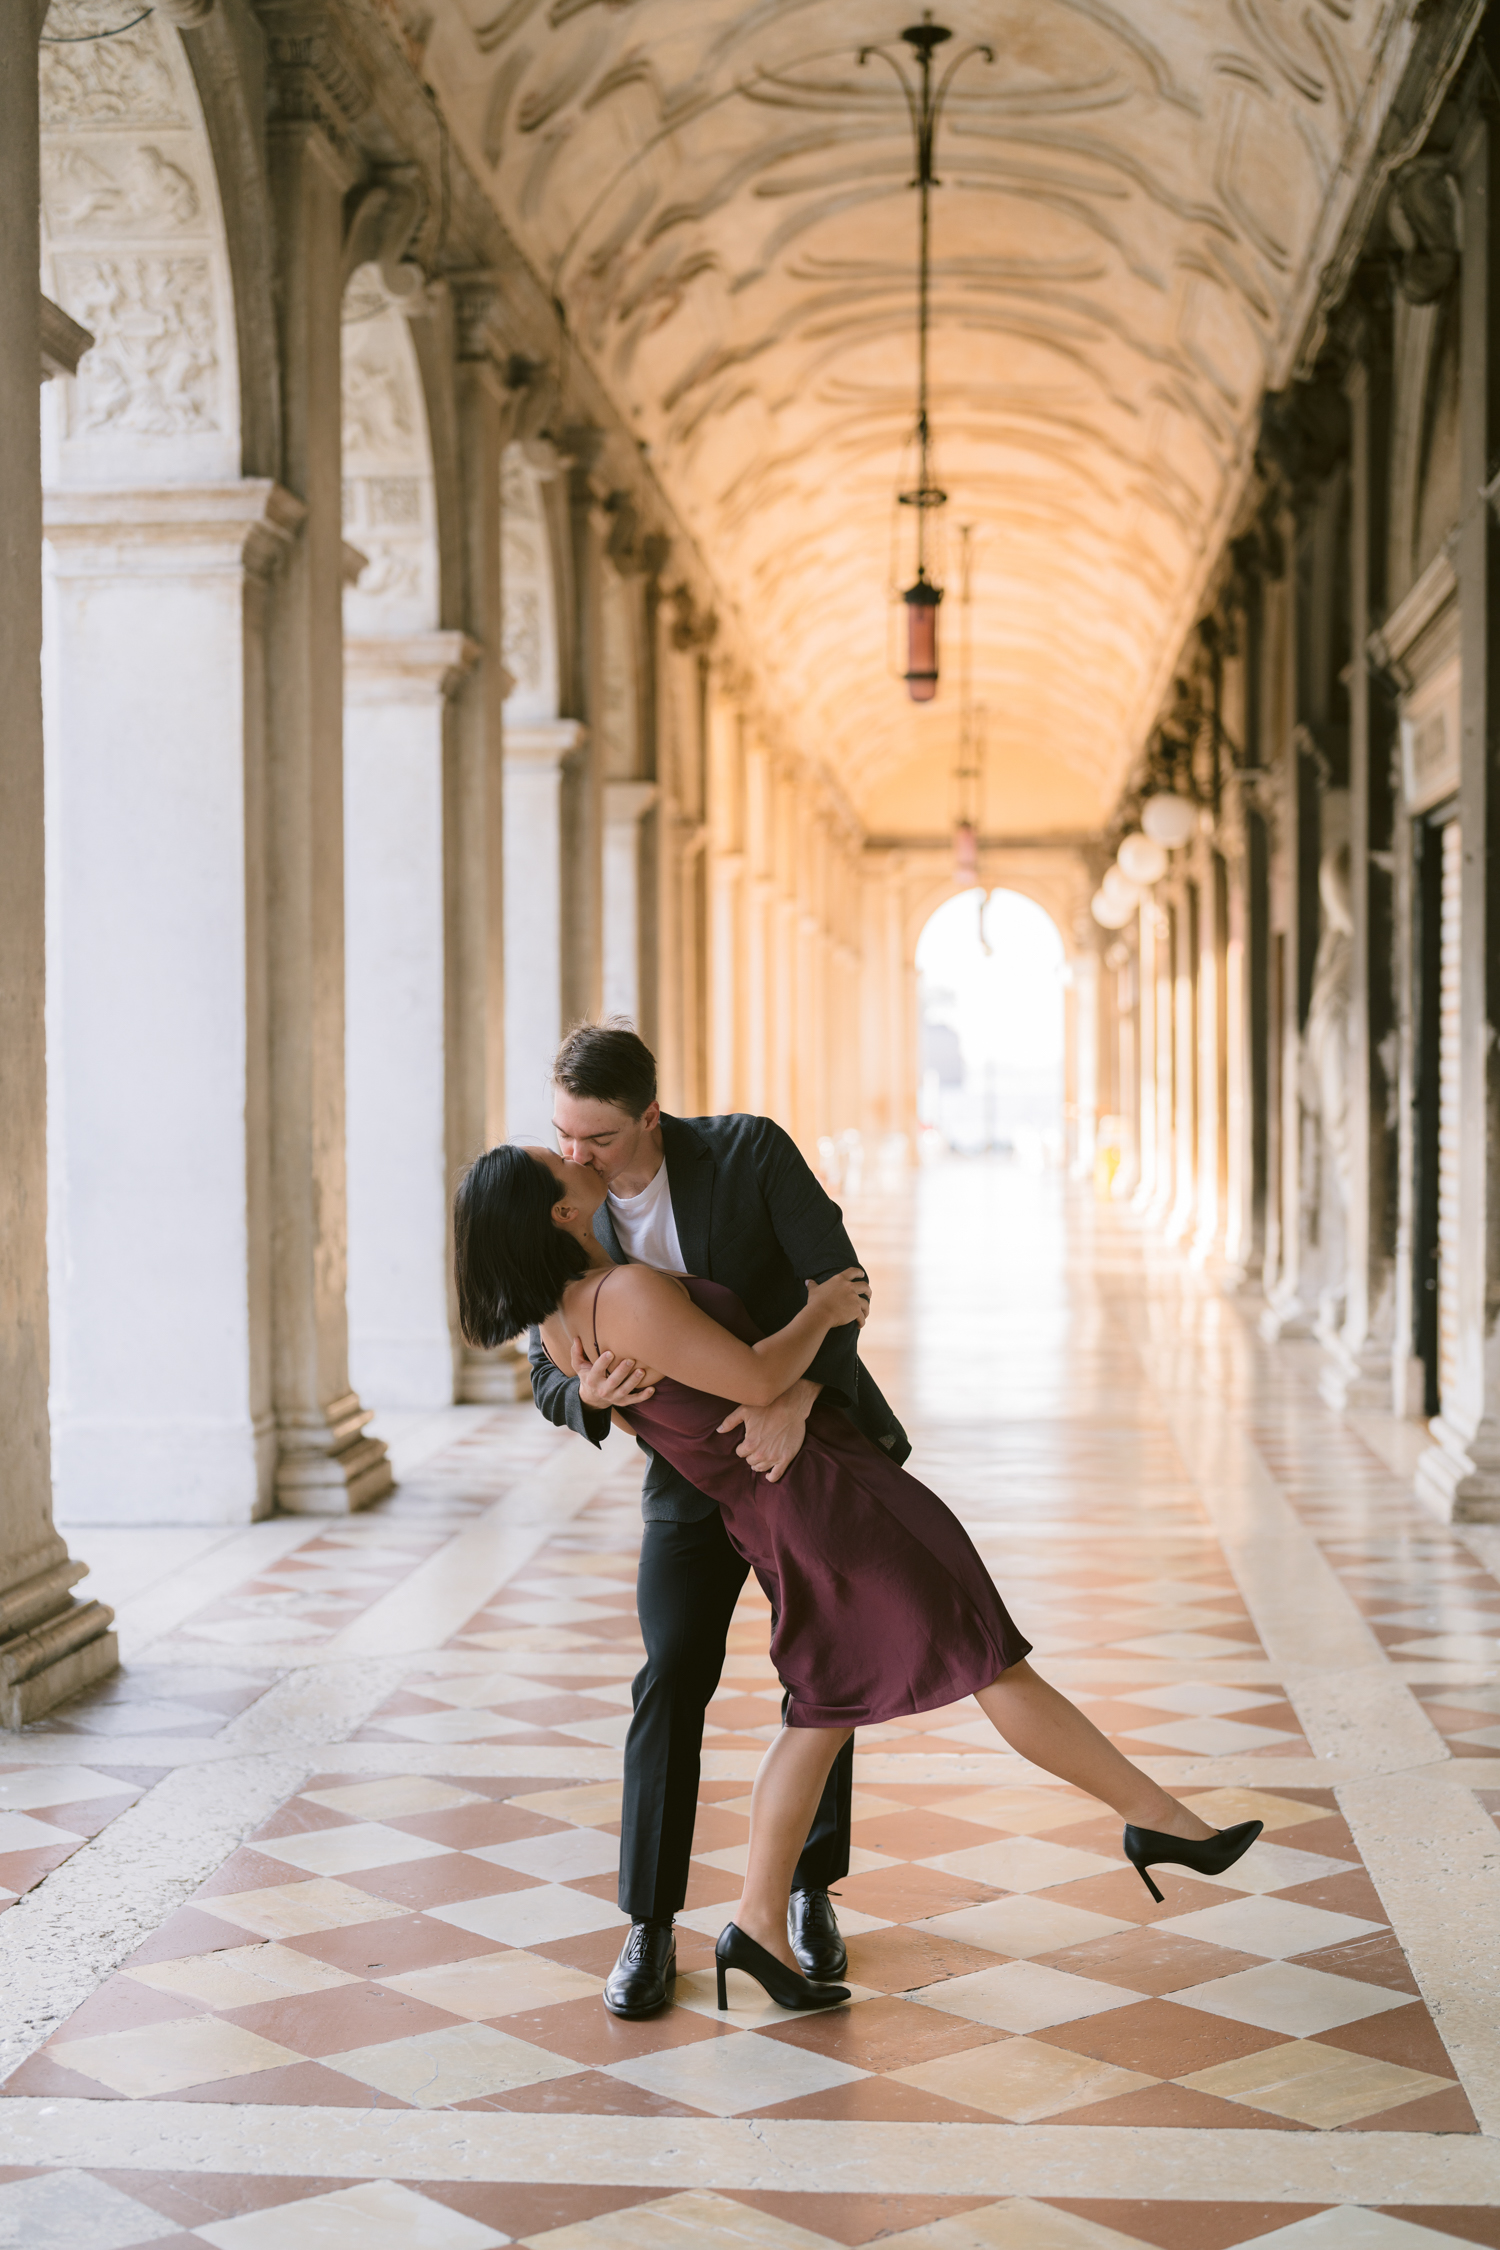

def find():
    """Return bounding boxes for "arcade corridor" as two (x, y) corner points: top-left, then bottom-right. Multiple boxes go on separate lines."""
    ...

(0, 1165), (1496, 2244)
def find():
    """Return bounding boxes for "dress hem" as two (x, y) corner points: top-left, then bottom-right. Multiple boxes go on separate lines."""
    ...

(782, 1637), (1031, 1730)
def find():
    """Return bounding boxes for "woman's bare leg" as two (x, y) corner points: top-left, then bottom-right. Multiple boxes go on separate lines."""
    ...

(732, 1725), (852, 1971)
(975, 1662), (1215, 1840)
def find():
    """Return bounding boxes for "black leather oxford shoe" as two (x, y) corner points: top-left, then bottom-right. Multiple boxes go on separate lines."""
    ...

(788, 1888), (848, 1980)
(603, 1919), (676, 2017)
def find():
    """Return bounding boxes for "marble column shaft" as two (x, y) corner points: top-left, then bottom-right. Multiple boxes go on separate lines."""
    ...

(0, 2), (115, 1721)
(503, 722), (587, 1139)
(264, 114), (389, 1512)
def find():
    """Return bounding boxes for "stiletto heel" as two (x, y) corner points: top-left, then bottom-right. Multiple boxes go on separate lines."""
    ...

(715, 1922), (849, 2011)
(1123, 1818), (1263, 1903)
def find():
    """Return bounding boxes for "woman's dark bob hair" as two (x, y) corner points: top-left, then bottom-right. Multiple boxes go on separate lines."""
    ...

(454, 1144), (589, 1348)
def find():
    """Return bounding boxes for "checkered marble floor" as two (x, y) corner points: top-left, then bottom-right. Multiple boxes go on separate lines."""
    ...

(2, 1165), (1497, 2247)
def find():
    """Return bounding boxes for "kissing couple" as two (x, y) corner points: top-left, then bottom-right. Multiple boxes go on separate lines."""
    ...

(454, 1022), (1260, 2016)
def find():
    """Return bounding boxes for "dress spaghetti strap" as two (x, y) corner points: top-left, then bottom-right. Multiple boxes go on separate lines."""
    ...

(587, 1265), (619, 1360)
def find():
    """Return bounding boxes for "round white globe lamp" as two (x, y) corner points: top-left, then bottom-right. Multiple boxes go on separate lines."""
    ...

(1091, 888), (1134, 929)
(1140, 792), (1197, 850)
(1116, 832), (1168, 887)
(1099, 866), (1140, 912)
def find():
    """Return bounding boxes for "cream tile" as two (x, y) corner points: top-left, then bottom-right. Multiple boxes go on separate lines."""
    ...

(1245, 2214), (1486, 2248)
(371, 1710), (546, 1743)
(551, 1715), (640, 1747)
(1180, 1787), (1336, 1834)
(126, 1940), (359, 2009)
(924, 1788), (1100, 1834)
(892, 2036), (1156, 2122)
(197, 2177), (508, 2248)
(379, 1948), (602, 2018)
(50, 2014), (301, 2097)
(1114, 1632), (1263, 1659)
(428, 1882), (627, 1947)
(1179, 1841), (1354, 1895)
(472, 1827), (622, 1882)
(1156, 1896), (1384, 1958)
(0, 1810), (84, 1851)
(1121, 1716), (1297, 1753)
(911, 1960), (1137, 2032)
(917, 1837), (1123, 1891)
(327, 2020), (585, 2106)
(406, 1671), (563, 1708)
(0, 1766), (136, 1812)
(607, 2029), (864, 2114)
(674, 1900), (892, 1941)
(1116, 1684), (1283, 1717)
(672, 1966), (877, 2028)
(522, 2187), (839, 2249)
(301, 1778), (487, 1819)
(252, 1821), (453, 1877)
(908, 1896), (1133, 1958)
(203, 1877), (408, 1938)
(874, 2202), (1155, 2250)
(0, 2167), (179, 2249)
(1171, 1962), (1413, 2037)
(510, 1782), (624, 1827)
(1183, 2040), (1454, 2127)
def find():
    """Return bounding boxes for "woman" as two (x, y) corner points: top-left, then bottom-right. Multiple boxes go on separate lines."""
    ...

(455, 1143), (1261, 2013)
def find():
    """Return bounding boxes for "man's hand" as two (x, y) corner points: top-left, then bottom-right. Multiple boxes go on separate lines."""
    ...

(719, 1378), (820, 1483)
(573, 1336), (656, 1413)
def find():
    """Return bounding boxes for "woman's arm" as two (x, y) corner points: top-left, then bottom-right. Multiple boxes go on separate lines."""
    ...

(597, 1267), (866, 1406)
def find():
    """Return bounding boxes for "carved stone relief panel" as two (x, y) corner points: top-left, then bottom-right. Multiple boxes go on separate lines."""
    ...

(341, 272), (438, 638)
(501, 442), (560, 724)
(39, 0), (237, 484)
(597, 562), (638, 781)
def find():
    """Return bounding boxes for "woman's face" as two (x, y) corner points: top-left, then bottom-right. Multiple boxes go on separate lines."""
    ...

(528, 1144), (606, 1225)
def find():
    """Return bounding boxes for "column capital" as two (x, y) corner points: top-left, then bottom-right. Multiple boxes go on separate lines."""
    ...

(505, 717), (587, 768)
(43, 480), (306, 578)
(261, 5), (369, 190)
(603, 778), (660, 826)
(344, 630), (481, 705)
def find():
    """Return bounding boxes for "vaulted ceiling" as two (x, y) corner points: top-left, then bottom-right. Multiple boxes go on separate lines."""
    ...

(422, 0), (1403, 836)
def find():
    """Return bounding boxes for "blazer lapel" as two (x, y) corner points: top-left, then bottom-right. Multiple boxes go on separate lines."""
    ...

(593, 1201), (627, 1266)
(661, 1114), (714, 1277)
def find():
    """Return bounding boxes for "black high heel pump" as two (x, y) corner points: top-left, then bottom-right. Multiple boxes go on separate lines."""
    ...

(1123, 1818), (1263, 1904)
(715, 1922), (849, 2011)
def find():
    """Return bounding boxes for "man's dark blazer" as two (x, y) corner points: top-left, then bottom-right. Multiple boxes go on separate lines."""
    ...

(528, 1111), (910, 1522)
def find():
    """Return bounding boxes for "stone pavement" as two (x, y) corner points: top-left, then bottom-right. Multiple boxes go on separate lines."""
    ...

(0, 1163), (1496, 2248)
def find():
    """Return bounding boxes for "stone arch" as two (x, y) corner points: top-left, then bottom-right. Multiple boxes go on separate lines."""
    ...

(38, 2), (240, 486)
(900, 858), (1087, 968)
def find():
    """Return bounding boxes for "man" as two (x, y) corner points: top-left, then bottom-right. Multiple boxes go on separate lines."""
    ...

(528, 1021), (909, 2016)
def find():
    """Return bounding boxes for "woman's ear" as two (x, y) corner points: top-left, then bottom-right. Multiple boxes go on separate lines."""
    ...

(550, 1196), (575, 1230)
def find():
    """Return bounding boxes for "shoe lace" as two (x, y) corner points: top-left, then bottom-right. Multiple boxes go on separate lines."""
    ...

(623, 1920), (667, 1962)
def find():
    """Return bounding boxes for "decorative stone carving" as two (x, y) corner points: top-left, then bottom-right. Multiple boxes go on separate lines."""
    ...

(40, 15), (182, 130)
(42, 140), (200, 234)
(1388, 159), (1460, 308)
(52, 253), (220, 436)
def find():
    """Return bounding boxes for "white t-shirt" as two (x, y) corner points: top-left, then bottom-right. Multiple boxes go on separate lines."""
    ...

(606, 1159), (686, 1274)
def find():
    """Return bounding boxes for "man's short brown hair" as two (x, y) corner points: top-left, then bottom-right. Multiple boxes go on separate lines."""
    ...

(552, 1019), (658, 1119)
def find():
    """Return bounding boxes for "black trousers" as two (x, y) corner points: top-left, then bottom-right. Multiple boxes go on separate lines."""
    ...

(617, 1508), (854, 1921)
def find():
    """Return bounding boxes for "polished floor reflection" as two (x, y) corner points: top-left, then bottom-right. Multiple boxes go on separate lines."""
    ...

(1, 1163), (1498, 2246)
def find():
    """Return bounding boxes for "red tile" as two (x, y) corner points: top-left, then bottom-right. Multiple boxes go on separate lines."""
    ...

(282, 1916), (499, 1977)
(407, 2184), (665, 2237)
(1048, 2203), (1326, 2248)
(167, 2059), (407, 2105)
(2, 2050), (126, 2099)
(466, 2068), (704, 2117)
(1036, 1999), (1288, 2077)
(842, 1809), (1010, 1858)
(1038, 1927), (1265, 1995)
(383, 1803), (568, 1850)
(1315, 2002), (1457, 2079)
(842, 1925), (1003, 1993)
(353, 1855), (534, 1911)
(44, 1976), (206, 2039)
(1279, 1871), (1390, 1923)
(1340, 2084), (1479, 2133)
(253, 1802), (362, 1840)
(835, 1864), (999, 1920)
(223, 1979), (458, 2056)
(1292, 1929), (1420, 1993)
(1377, 2211), (1500, 2248)
(745, 2073), (1004, 2124)
(759, 1995), (1006, 2071)
(194, 1847), (315, 1899)
(1044, 1870), (1228, 1922)
(496, 1993), (731, 2067)
(92, 2170), (354, 2225)
(726, 2190), (1000, 2245)
(1048, 2083), (1304, 2131)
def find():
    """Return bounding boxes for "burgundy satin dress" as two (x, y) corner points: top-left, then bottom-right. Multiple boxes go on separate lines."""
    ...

(597, 1273), (1032, 1729)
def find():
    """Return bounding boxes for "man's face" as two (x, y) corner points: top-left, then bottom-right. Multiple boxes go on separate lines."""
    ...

(552, 1091), (660, 1185)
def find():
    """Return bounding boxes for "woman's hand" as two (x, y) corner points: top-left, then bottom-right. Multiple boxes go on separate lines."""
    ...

(805, 1267), (870, 1329)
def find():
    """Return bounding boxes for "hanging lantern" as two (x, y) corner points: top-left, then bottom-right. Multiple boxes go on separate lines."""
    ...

(1141, 792), (1197, 850)
(1117, 831), (1168, 887)
(904, 572), (942, 702)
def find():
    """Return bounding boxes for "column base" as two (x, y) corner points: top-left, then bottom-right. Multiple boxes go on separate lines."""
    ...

(458, 1344), (530, 1404)
(0, 1546), (117, 1729)
(274, 1393), (393, 1515)
(1319, 1331), (1393, 1413)
(1258, 1293), (1316, 1342)
(1415, 1416), (1500, 1523)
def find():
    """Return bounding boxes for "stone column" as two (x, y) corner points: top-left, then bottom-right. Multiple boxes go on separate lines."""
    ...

(1324, 306), (1400, 1410)
(44, 484), (301, 1524)
(504, 721), (586, 1139)
(344, 633), (477, 1411)
(1132, 901), (1159, 1211)
(602, 779), (660, 1023)
(0, 4), (115, 1720)
(262, 98), (389, 1511)
(1418, 110), (1500, 1519)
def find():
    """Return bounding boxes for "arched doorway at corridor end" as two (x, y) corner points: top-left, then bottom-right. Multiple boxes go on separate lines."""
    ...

(916, 889), (1066, 1164)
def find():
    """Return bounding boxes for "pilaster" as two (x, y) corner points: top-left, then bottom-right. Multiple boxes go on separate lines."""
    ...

(503, 720), (587, 1139)
(603, 779), (661, 1025)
